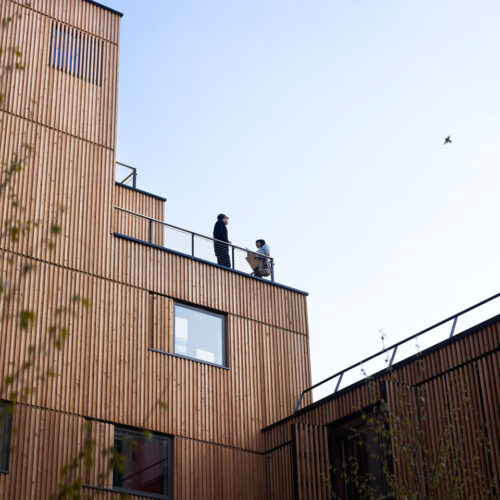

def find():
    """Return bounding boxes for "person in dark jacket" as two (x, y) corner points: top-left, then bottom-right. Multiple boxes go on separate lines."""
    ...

(213, 214), (231, 267)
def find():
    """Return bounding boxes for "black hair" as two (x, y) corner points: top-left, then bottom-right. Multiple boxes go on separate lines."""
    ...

(217, 214), (227, 221)
(256, 239), (266, 246)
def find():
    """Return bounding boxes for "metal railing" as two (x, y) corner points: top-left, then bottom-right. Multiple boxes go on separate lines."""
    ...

(116, 161), (137, 188)
(294, 292), (500, 412)
(114, 206), (275, 281)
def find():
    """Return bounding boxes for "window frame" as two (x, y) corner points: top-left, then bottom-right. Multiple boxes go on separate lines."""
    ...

(0, 401), (12, 474)
(173, 301), (227, 368)
(328, 405), (391, 499)
(113, 426), (173, 500)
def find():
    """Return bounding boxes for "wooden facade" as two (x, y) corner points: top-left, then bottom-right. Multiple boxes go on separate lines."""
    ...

(263, 317), (500, 499)
(0, 1), (311, 498)
(1, 1), (499, 499)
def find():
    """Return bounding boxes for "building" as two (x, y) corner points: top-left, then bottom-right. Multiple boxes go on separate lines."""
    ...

(0, 1), (498, 499)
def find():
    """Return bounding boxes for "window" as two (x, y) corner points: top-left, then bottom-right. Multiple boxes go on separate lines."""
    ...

(328, 412), (388, 499)
(113, 427), (173, 499)
(49, 21), (103, 85)
(0, 402), (12, 473)
(174, 303), (226, 366)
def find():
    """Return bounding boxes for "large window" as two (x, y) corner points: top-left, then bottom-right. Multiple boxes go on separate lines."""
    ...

(174, 303), (226, 366)
(113, 427), (172, 499)
(329, 412), (388, 499)
(0, 402), (12, 473)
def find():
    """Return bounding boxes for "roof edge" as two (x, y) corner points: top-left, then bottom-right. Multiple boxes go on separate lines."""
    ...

(84, 0), (123, 17)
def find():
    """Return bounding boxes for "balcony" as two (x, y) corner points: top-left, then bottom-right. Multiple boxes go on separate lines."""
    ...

(114, 163), (276, 281)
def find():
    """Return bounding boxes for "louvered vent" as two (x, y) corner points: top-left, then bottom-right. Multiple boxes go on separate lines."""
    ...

(49, 21), (103, 86)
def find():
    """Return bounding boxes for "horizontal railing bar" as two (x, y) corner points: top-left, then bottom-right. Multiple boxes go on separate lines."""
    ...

(116, 161), (137, 172)
(294, 291), (500, 412)
(114, 206), (274, 261)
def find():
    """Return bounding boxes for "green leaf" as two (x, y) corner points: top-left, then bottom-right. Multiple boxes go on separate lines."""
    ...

(19, 310), (35, 330)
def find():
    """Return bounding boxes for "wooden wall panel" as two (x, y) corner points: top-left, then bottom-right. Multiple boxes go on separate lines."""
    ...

(2, 1), (120, 149)
(114, 184), (165, 221)
(264, 323), (500, 499)
(0, 114), (114, 276)
(293, 423), (331, 500)
(10, 0), (121, 44)
(0, 252), (310, 453)
(114, 185), (165, 245)
(0, 404), (86, 499)
(266, 444), (294, 500)
(175, 438), (266, 500)
(477, 352), (500, 493)
(112, 237), (310, 335)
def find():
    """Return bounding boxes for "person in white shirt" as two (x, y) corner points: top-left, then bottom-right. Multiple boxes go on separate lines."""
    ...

(253, 239), (271, 277)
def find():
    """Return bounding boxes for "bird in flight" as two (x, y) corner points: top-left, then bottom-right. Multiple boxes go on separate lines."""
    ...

(444, 136), (452, 144)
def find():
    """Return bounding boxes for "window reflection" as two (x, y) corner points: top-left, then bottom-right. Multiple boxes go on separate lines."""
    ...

(174, 303), (225, 366)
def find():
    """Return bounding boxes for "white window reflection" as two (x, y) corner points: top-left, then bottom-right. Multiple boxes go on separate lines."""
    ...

(174, 303), (225, 366)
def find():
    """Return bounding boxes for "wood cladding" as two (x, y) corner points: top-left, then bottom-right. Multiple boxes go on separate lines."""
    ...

(50, 20), (104, 86)
(112, 237), (309, 335)
(264, 322), (500, 499)
(0, 405), (267, 499)
(114, 184), (165, 245)
(0, 0), (313, 497)
(0, 252), (311, 451)
(0, 113), (114, 276)
(114, 184), (165, 222)
(1, 0), (119, 149)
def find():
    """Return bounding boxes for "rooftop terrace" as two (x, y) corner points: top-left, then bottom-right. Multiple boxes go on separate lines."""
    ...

(115, 162), (307, 294)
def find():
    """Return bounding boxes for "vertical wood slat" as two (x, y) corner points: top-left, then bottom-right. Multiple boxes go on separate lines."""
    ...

(3, 1), (119, 149)
(293, 423), (330, 500)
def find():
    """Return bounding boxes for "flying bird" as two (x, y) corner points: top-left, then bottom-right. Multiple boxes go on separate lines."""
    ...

(444, 136), (452, 144)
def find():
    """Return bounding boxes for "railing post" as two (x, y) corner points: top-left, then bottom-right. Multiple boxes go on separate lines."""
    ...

(389, 346), (398, 366)
(334, 372), (343, 393)
(191, 233), (195, 257)
(148, 219), (152, 243)
(132, 169), (137, 188)
(271, 259), (275, 282)
(231, 246), (235, 269)
(449, 316), (458, 338)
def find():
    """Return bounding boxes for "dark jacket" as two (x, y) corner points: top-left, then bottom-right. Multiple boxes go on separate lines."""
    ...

(213, 220), (228, 243)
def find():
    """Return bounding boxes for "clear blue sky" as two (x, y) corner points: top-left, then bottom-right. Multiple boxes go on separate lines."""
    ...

(109, 0), (500, 398)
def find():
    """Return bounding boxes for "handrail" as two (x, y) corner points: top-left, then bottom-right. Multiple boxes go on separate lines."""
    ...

(114, 206), (275, 280)
(116, 161), (137, 188)
(294, 292), (500, 413)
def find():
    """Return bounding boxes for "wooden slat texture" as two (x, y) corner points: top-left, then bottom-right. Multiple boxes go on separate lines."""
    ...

(175, 438), (265, 500)
(112, 237), (310, 334)
(0, 404), (86, 499)
(292, 423), (331, 500)
(264, 321), (500, 499)
(114, 185), (165, 245)
(266, 443), (294, 500)
(2, 1), (119, 148)
(0, 252), (309, 454)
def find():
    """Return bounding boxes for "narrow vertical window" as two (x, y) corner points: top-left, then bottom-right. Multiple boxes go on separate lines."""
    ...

(0, 402), (12, 473)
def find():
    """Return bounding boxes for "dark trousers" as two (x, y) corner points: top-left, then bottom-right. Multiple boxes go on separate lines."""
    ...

(214, 243), (231, 268)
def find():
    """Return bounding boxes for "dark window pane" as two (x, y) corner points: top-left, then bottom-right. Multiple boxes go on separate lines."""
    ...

(0, 402), (12, 473)
(329, 413), (388, 499)
(114, 428), (171, 498)
(174, 303), (225, 366)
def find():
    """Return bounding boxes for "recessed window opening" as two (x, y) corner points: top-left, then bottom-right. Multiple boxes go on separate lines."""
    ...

(113, 426), (173, 499)
(49, 21), (103, 86)
(0, 402), (12, 473)
(328, 410), (389, 499)
(174, 302), (226, 366)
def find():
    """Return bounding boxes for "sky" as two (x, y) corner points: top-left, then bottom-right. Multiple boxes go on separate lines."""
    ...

(107, 0), (500, 400)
